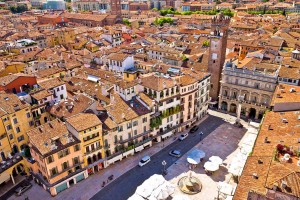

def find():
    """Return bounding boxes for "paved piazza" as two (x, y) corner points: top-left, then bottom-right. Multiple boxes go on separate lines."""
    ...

(165, 121), (251, 200)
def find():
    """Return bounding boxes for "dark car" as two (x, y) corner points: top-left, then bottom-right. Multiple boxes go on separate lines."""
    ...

(189, 126), (199, 133)
(15, 183), (32, 196)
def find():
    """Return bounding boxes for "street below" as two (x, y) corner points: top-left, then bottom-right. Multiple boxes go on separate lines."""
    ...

(91, 115), (225, 200)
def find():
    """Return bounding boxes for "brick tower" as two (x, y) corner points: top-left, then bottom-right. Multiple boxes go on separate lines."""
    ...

(110, 0), (122, 23)
(208, 13), (230, 102)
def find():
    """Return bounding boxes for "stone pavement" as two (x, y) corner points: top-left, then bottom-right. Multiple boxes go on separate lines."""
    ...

(9, 115), (209, 200)
(164, 110), (259, 200)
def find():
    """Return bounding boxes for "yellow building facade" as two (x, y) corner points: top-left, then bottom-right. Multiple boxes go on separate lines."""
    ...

(65, 113), (104, 174)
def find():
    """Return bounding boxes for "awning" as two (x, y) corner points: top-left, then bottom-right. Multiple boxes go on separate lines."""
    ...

(87, 75), (99, 82)
(143, 141), (152, 147)
(161, 131), (173, 139)
(108, 154), (122, 163)
(0, 171), (10, 185)
(123, 149), (134, 157)
(135, 145), (144, 152)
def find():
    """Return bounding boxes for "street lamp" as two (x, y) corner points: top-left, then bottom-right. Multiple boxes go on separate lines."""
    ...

(162, 160), (167, 175)
(199, 131), (204, 141)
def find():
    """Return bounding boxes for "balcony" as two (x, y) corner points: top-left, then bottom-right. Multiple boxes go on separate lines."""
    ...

(50, 162), (83, 179)
(119, 130), (151, 144)
(0, 154), (23, 174)
(84, 146), (102, 156)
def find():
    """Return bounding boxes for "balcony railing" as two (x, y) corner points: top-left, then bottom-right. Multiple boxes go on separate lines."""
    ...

(84, 146), (102, 155)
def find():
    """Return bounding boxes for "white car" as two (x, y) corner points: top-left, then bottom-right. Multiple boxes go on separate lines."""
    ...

(179, 133), (188, 141)
(139, 156), (151, 167)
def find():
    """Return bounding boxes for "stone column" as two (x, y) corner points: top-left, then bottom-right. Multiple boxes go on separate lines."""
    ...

(227, 102), (230, 112)
(11, 174), (15, 185)
(245, 107), (250, 117)
(255, 111), (259, 120)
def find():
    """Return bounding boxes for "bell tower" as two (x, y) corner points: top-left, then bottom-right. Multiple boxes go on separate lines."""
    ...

(110, 0), (121, 16)
(208, 13), (230, 102)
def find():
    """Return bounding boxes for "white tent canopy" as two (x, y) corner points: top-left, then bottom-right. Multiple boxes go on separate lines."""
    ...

(209, 156), (223, 165)
(204, 161), (219, 172)
(187, 149), (205, 165)
(129, 174), (175, 200)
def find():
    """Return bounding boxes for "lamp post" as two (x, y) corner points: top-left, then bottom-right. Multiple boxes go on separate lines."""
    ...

(199, 131), (204, 141)
(162, 160), (167, 175)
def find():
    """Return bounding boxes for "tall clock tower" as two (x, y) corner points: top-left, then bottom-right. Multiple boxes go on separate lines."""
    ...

(110, 0), (122, 22)
(208, 13), (230, 102)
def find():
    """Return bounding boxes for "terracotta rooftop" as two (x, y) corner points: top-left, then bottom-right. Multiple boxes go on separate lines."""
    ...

(27, 119), (79, 157)
(38, 78), (65, 90)
(66, 113), (102, 132)
(0, 91), (30, 117)
(49, 94), (96, 119)
(141, 75), (176, 91)
(0, 73), (36, 86)
(235, 111), (300, 199)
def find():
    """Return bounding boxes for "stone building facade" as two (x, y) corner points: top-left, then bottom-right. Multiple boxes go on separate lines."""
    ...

(218, 60), (278, 120)
(208, 13), (230, 102)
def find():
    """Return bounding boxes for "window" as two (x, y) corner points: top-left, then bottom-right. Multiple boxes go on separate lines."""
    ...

(62, 161), (69, 170)
(50, 167), (58, 176)
(134, 130), (137, 135)
(60, 94), (64, 100)
(26, 113), (31, 118)
(128, 133), (131, 139)
(74, 144), (80, 152)
(47, 155), (54, 164)
(73, 157), (79, 165)
(57, 87), (60, 92)
(114, 135), (118, 143)
(13, 118), (18, 124)
(86, 146), (89, 153)
(29, 121), (34, 126)
(119, 136), (123, 142)
(16, 127), (20, 133)
(9, 134), (13, 140)
(144, 126), (146, 132)
(17, 135), (24, 142)
(142, 117), (147, 123)
(127, 123), (132, 129)
(58, 151), (64, 158)
(118, 126), (123, 132)
(61, 86), (64, 90)
(133, 121), (138, 127)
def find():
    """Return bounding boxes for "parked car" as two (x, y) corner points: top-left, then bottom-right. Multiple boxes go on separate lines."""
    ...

(15, 183), (32, 196)
(179, 133), (188, 141)
(169, 150), (181, 157)
(139, 156), (151, 167)
(189, 126), (199, 133)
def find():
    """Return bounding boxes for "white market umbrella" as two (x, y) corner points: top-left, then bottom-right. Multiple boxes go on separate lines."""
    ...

(204, 161), (219, 172)
(187, 149), (205, 165)
(127, 193), (145, 200)
(209, 156), (223, 165)
(172, 195), (191, 200)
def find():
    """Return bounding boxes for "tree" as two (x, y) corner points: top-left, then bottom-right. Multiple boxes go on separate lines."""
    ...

(202, 40), (210, 47)
(123, 18), (131, 26)
(10, 5), (28, 13)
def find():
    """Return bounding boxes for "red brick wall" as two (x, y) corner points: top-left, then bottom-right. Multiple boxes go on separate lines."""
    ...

(2, 77), (37, 93)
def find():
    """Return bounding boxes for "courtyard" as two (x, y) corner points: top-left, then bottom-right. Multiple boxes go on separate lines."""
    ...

(163, 114), (258, 200)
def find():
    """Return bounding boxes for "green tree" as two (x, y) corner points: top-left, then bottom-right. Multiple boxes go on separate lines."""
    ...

(202, 40), (210, 47)
(123, 18), (131, 26)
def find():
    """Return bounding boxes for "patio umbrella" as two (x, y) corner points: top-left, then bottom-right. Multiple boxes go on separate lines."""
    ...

(204, 161), (219, 172)
(172, 195), (191, 200)
(187, 149), (205, 165)
(209, 156), (223, 165)
(127, 194), (145, 200)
